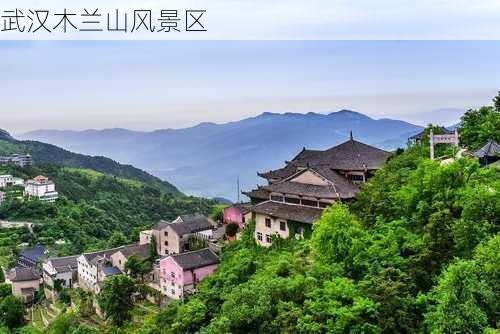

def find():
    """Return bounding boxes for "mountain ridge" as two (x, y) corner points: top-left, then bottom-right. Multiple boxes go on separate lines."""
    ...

(18, 110), (424, 200)
(0, 129), (182, 195)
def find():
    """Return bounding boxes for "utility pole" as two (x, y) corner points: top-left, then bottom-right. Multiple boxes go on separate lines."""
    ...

(237, 176), (240, 203)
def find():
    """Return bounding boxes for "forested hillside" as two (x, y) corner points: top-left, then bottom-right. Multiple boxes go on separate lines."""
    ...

(0, 135), (181, 195)
(0, 164), (216, 257)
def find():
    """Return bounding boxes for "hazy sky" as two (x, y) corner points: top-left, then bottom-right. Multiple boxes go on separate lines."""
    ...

(1, 40), (500, 133)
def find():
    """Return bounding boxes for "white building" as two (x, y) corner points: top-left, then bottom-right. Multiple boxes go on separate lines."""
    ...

(42, 255), (79, 301)
(24, 175), (58, 202)
(0, 175), (14, 188)
(0, 191), (5, 206)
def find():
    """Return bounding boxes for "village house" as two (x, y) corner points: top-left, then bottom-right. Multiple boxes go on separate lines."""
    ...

(77, 246), (124, 293)
(77, 243), (150, 293)
(223, 202), (252, 229)
(243, 134), (391, 246)
(473, 139), (500, 166)
(140, 215), (216, 256)
(6, 267), (42, 304)
(24, 175), (59, 202)
(159, 248), (219, 300)
(0, 154), (32, 168)
(110, 243), (150, 272)
(42, 255), (79, 301)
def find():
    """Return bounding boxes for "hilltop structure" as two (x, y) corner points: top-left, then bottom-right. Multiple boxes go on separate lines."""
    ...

(24, 175), (59, 202)
(243, 134), (391, 246)
(0, 154), (32, 167)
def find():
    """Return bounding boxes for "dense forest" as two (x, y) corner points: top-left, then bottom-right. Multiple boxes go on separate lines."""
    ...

(0, 164), (216, 257)
(0, 135), (180, 195)
(2, 95), (499, 333)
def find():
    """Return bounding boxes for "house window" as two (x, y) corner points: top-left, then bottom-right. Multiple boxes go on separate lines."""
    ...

(164, 241), (168, 246)
(265, 218), (271, 228)
(301, 199), (318, 207)
(171, 281), (175, 286)
(242, 216), (246, 223)
(164, 231), (168, 236)
(265, 234), (272, 243)
(270, 195), (284, 202)
(256, 232), (263, 241)
(165, 250), (169, 255)
(285, 197), (300, 204)
(171, 272), (175, 278)
(171, 289), (175, 295)
(279, 221), (286, 231)
(348, 174), (364, 182)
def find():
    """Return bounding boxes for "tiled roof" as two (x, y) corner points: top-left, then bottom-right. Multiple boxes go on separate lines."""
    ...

(262, 182), (339, 199)
(119, 243), (150, 259)
(7, 267), (41, 282)
(473, 139), (500, 158)
(319, 139), (391, 170)
(250, 200), (324, 224)
(47, 255), (79, 273)
(83, 246), (124, 264)
(171, 248), (219, 271)
(152, 220), (170, 231)
(19, 245), (45, 262)
(102, 266), (122, 276)
(242, 188), (270, 200)
(257, 138), (390, 183)
(169, 215), (214, 236)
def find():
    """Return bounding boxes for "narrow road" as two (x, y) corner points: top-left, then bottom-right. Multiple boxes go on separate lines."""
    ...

(0, 220), (34, 234)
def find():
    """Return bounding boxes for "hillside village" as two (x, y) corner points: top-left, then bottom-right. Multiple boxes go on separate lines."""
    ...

(0, 100), (498, 332)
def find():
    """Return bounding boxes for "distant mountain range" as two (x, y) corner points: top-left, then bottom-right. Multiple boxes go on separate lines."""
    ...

(0, 130), (181, 195)
(19, 110), (424, 200)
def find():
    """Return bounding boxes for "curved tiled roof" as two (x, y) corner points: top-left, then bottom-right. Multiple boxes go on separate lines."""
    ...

(250, 200), (324, 224)
(473, 139), (500, 158)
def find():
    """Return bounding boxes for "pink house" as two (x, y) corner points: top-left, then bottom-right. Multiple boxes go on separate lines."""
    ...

(159, 248), (219, 299)
(223, 203), (252, 229)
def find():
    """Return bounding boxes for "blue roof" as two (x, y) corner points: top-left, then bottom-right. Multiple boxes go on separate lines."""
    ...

(20, 245), (45, 262)
(102, 266), (122, 276)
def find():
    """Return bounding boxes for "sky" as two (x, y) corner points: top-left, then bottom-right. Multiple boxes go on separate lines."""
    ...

(1, 40), (500, 133)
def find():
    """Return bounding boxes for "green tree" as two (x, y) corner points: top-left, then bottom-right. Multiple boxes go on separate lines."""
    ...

(97, 275), (136, 326)
(210, 205), (226, 224)
(124, 255), (151, 282)
(459, 104), (500, 150)
(425, 260), (493, 333)
(311, 203), (366, 276)
(107, 231), (128, 248)
(225, 222), (239, 237)
(149, 235), (158, 261)
(0, 295), (25, 329)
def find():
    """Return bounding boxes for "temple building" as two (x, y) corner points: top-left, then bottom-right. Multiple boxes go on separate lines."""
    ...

(472, 139), (500, 166)
(243, 134), (391, 246)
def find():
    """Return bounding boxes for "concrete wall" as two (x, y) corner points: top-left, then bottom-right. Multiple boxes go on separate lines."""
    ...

(254, 212), (289, 246)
